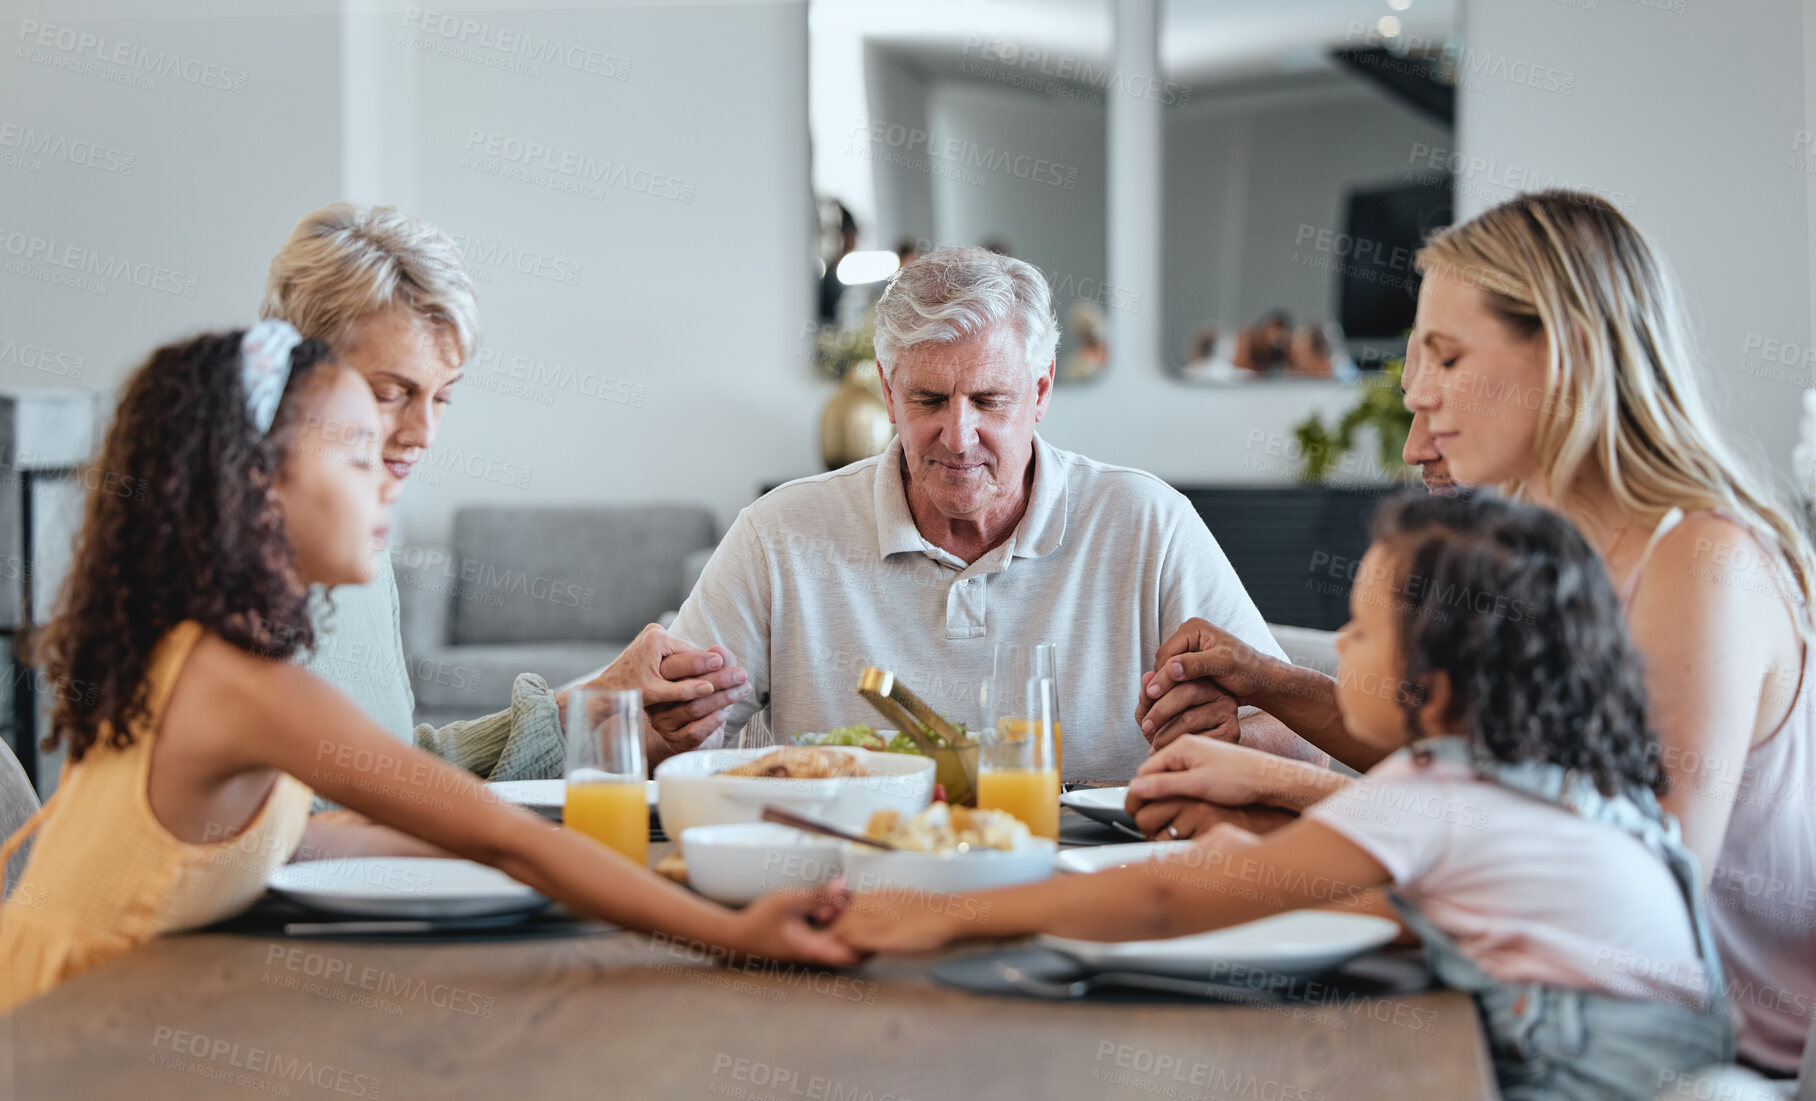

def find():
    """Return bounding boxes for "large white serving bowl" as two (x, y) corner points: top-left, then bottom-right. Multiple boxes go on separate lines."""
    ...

(841, 837), (1056, 895)
(654, 747), (934, 837)
(680, 824), (845, 906)
(485, 779), (659, 822)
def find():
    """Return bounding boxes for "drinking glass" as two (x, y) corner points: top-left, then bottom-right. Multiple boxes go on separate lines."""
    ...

(976, 675), (1060, 839)
(989, 642), (1063, 777)
(564, 688), (649, 865)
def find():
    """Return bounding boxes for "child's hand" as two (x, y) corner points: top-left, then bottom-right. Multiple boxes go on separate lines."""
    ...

(829, 892), (961, 955)
(731, 888), (861, 967)
(1130, 735), (1277, 807)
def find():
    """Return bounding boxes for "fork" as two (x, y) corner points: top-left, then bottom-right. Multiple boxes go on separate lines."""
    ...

(994, 962), (1275, 1003)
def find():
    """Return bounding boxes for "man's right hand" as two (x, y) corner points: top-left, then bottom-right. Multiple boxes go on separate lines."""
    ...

(1126, 795), (1297, 842)
(646, 642), (749, 758)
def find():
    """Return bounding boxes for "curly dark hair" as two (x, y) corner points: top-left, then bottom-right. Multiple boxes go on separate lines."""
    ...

(1371, 490), (1668, 798)
(33, 329), (340, 761)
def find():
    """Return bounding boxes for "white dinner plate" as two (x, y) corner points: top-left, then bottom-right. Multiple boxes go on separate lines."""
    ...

(1056, 840), (1198, 875)
(486, 779), (660, 820)
(1059, 786), (1137, 830)
(268, 858), (547, 919)
(1040, 911), (1400, 981)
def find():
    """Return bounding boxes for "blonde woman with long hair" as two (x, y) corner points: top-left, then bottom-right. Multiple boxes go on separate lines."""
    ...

(1128, 191), (1813, 1076)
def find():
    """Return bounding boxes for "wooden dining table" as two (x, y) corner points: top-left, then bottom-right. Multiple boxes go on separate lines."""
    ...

(6, 823), (1498, 1100)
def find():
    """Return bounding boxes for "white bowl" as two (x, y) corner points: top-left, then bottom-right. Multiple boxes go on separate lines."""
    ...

(841, 837), (1056, 895)
(654, 747), (934, 837)
(680, 824), (844, 906)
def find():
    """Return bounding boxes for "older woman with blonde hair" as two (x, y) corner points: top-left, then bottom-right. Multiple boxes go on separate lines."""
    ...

(261, 204), (751, 780)
(1134, 190), (1814, 1075)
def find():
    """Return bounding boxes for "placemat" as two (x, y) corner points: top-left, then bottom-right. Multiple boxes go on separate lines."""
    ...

(204, 895), (612, 943)
(930, 944), (1433, 1005)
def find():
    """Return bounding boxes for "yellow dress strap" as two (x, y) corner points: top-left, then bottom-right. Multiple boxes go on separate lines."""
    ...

(140, 620), (207, 722)
(0, 621), (206, 867)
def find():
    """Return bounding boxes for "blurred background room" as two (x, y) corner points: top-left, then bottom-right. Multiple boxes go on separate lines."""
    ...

(2, 0), (1813, 794)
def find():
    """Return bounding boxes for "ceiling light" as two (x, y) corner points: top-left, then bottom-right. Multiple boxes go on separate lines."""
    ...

(1377, 15), (1402, 37)
(837, 250), (901, 285)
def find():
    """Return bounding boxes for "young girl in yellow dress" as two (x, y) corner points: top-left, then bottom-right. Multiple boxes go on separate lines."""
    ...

(0, 324), (853, 1009)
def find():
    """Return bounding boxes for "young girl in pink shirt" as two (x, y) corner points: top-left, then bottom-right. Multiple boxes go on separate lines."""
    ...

(835, 492), (1733, 1099)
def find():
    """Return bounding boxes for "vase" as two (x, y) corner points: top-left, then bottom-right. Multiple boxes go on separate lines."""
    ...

(819, 362), (895, 470)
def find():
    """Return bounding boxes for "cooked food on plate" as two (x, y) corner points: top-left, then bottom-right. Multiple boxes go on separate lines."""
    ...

(653, 850), (689, 884)
(719, 746), (869, 779)
(864, 803), (1031, 853)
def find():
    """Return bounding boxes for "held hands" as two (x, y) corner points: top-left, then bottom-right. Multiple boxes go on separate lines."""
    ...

(567, 624), (752, 769)
(1130, 735), (1280, 808)
(827, 888), (961, 955)
(1125, 735), (1302, 841)
(730, 887), (862, 968)
(1137, 618), (1276, 751)
(729, 881), (955, 962)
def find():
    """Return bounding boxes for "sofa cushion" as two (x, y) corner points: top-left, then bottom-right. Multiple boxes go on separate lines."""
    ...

(448, 506), (716, 646)
(1269, 623), (1339, 677)
(411, 642), (625, 711)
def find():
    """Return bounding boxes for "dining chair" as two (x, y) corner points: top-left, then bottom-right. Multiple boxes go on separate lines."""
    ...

(0, 736), (40, 893)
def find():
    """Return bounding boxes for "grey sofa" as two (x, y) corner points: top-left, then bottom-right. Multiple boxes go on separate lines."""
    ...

(396, 504), (718, 729)
(1269, 623), (1339, 677)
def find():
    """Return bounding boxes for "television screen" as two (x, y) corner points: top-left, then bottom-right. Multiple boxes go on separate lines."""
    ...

(1338, 182), (1453, 340)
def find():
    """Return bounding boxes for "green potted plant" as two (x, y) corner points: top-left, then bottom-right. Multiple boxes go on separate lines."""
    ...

(1291, 360), (1416, 484)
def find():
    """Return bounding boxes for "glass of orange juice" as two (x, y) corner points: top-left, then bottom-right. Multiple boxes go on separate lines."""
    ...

(976, 675), (1060, 840)
(564, 688), (649, 866)
(991, 643), (1063, 778)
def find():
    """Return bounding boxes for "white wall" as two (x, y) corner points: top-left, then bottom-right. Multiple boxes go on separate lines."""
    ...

(1458, 0), (1814, 481)
(1, 3), (827, 553)
(0, 9), (342, 393)
(343, 2), (823, 546)
(926, 79), (1108, 367)
(860, 44), (934, 251)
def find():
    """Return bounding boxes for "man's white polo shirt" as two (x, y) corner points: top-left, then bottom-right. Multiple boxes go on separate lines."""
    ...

(670, 434), (1286, 781)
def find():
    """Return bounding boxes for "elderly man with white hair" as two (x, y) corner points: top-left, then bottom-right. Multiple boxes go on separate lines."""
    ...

(670, 247), (1313, 781)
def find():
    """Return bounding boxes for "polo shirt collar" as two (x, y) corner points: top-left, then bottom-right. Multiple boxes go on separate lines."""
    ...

(873, 433), (1069, 563)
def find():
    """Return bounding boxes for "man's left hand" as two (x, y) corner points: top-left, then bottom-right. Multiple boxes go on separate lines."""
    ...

(560, 624), (752, 768)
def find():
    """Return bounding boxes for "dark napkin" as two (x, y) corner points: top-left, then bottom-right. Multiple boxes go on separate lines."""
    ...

(203, 894), (610, 943)
(931, 943), (1433, 1005)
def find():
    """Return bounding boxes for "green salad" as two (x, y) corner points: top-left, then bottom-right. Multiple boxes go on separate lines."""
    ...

(795, 721), (967, 755)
